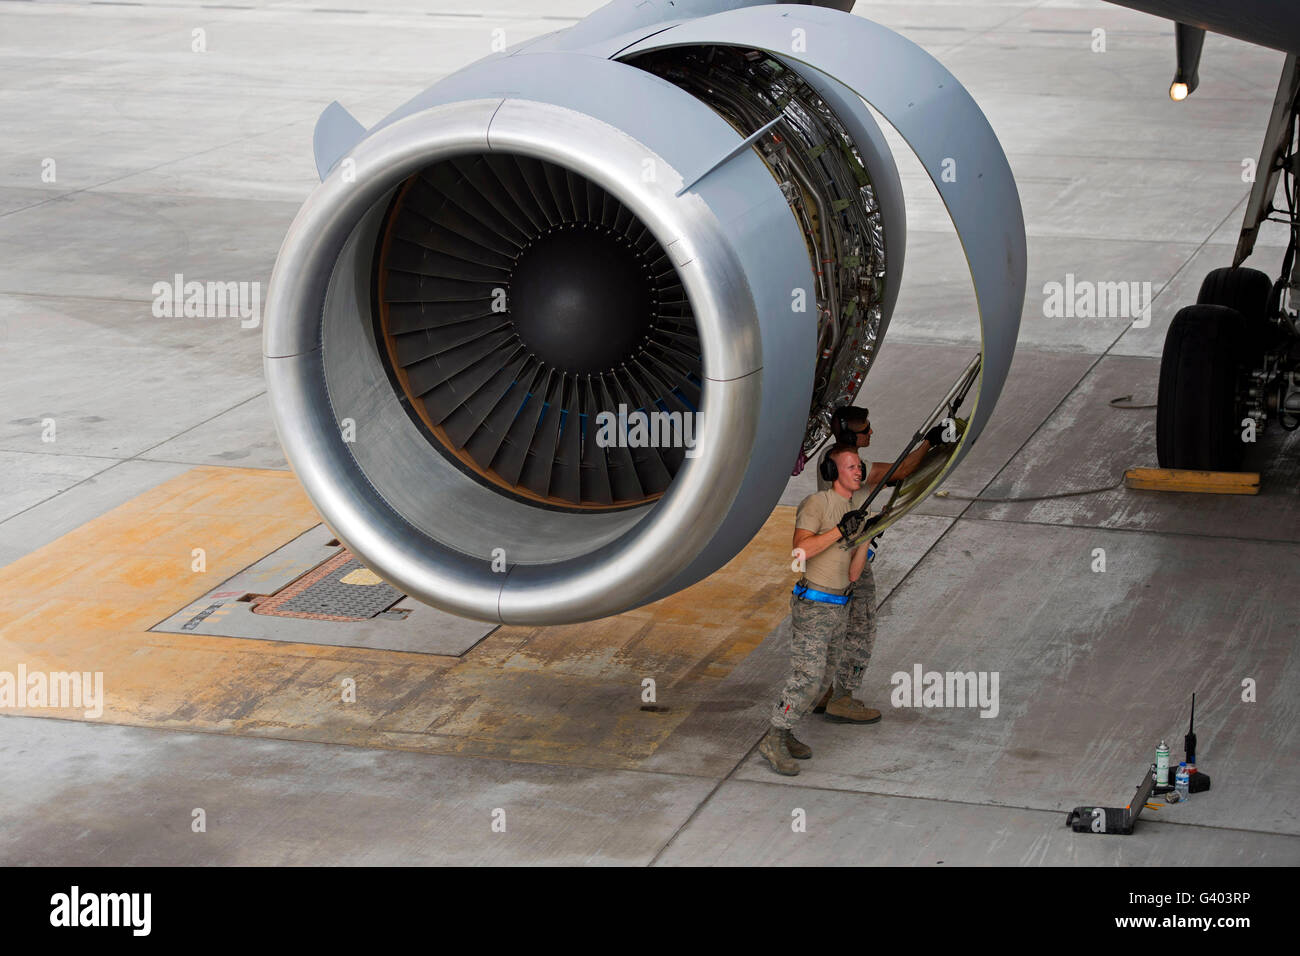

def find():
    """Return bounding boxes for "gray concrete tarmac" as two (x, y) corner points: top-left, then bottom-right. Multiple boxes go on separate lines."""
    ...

(1, 0), (1296, 865)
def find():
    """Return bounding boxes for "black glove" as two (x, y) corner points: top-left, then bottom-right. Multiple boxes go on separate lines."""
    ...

(923, 422), (949, 446)
(838, 509), (865, 542)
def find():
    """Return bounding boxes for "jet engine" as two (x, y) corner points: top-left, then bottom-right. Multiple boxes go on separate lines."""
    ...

(263, 0), (1026, 625)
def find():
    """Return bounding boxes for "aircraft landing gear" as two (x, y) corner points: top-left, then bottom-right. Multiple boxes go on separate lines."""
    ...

(1156, 268), (1275, 470)
(1156, 55), (1300, 470)
(1157, 268), (1300, 471)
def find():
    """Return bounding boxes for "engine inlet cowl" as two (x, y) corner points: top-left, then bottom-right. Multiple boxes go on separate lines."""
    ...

(265, 73), (818, 625)
(264, 1), (1026, 627)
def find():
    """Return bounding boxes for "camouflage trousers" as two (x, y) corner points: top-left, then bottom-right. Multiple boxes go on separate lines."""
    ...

(769, 565), (877, 731)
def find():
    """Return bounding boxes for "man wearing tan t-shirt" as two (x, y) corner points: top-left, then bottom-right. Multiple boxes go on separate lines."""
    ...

(759, 434), (935, 776)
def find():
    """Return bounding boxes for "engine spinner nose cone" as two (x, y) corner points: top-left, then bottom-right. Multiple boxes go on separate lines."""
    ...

(509, 223), (656, 375)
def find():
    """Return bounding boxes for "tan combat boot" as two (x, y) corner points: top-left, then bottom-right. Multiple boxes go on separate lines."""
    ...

(758, 727), (801, 775)
(785, 730), (812, 760)
(824, 692), (881, 724)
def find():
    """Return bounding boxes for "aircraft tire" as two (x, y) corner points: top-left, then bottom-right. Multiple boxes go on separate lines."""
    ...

(1156, 304), (1248, 471)
(1197, 266), (1272, 363)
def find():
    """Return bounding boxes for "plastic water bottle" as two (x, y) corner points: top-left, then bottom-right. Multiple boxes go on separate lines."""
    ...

(866, 535), (880, 563)
(1156, 740), (1170, 786)
(1175, 762), (1190, 800)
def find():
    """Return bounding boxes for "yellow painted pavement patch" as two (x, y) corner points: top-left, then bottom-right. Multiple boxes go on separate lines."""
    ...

(0, 466), (797, 771)
(339, 568), (384, 586)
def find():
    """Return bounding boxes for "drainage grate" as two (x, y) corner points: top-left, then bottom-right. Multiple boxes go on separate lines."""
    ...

(252, 551), (404, 622)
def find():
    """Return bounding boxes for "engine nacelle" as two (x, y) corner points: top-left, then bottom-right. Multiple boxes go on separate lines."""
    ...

(264, 0), (1025, 625)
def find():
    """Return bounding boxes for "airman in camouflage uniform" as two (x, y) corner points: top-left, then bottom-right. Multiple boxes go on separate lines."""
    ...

(770, 571), (878, 731)
(824, 565), (877, 701)
(760, 417), (940, 777)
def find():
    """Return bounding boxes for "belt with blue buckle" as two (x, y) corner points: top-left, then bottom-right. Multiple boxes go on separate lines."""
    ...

(792, 581), (852, 605)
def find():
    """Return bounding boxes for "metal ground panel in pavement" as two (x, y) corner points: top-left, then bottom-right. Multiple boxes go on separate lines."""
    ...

(146, 523), (496, 656)
(256, 554), (404, 622)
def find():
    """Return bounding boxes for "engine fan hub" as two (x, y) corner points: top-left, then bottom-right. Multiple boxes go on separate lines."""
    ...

(509, 222), (657, 375)
(373, 153), (703, 512)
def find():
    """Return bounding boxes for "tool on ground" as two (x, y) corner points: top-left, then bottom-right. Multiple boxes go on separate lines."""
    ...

(1067, 696), (1215, 834)
(1065, 765), (1159, 835)
(1184, 693), (1212, 793)
(839, 353), (981, 549)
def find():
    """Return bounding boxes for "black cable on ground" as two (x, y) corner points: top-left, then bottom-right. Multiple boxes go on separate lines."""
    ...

(934, 394), (1153, 502)
(935, 477), (1125, 503)
(1108, 393), (1157, 409)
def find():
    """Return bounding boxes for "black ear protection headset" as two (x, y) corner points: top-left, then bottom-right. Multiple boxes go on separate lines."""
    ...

(819, 448), (867, 483)
(819, 448), (842, 483)
(819, 407), (869, 483)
